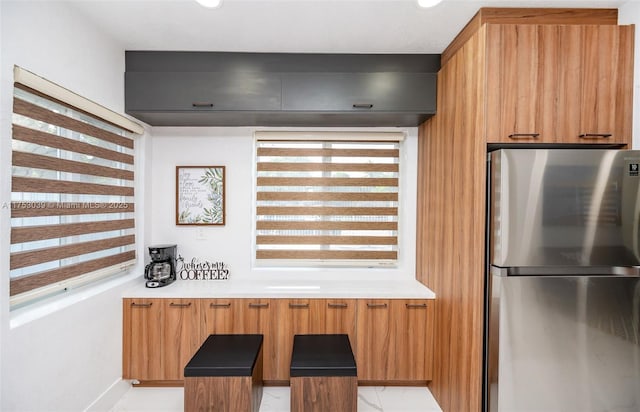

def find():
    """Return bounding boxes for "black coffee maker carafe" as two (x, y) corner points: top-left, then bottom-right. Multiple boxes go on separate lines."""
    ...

(144, 244), (177, 288)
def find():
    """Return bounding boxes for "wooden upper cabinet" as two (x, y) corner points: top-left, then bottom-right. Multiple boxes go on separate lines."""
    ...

(486, 23), (634, 145)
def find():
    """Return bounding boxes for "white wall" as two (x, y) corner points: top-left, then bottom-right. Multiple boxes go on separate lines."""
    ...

(620, 0), (640, 148)
(149, 127), (418, 282)
(0, 2), (145, 411)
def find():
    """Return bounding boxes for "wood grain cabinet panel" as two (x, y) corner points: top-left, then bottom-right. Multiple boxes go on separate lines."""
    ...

(324, 299), (357, 349)
(163, 299), (201, 380)
(356, 299), (392, 381)
(123, 298), (201, 381)
(486, 24), (633, 145)
(235, 300), (274, 381)
(356, 299), (433, 382)
(123, 298), (163, 381)
(123, 297), (429, 384)
(201, 299), (236, 336)
(269, 299), (325, 382)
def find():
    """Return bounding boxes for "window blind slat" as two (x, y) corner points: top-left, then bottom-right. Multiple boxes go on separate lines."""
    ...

(256, 250), (398, 260)
(256, 221), (398, 231)
(11, 202), (135, 218)
(12, 151), (134, 181)
(257, 162), (399, 172)
(12, 176), (134, 197)
(257, 147), (399, 158)
(257, 192), (398, 202)
(13, 97), (134, 149)
(11, 219), (135, 243)
(257, 235), (397, 245)
(257, 206), (398, 216)
(13, 124), (134, 165)
(10, 234), (136, 270)
(257, 177), (398, 187)
(9, 251), (136, 296)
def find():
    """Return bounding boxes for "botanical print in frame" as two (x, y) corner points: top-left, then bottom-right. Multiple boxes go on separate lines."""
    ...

(176, 166), (225, 225)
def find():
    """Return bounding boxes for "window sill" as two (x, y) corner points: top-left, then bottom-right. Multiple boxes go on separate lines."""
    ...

(10, 271), (139, 329)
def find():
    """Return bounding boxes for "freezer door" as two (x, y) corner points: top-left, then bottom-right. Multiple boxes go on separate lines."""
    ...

(490, 149), (640, 269)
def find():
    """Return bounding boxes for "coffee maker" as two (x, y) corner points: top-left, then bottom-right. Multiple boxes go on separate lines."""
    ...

(144, 244), (177, 288)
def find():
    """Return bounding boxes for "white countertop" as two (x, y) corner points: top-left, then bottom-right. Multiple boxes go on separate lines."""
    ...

(122, 278), (436, 299)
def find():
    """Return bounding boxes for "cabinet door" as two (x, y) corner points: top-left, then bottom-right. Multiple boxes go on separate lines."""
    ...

(282, 73), (436, 112)
(163, 299), (201, 380)
(390, 300), (433, 381)
(270, 299), (325, 382)
(578, 24), (634, 145)
(486, 24), (584, 144)
(356, 299), (392, 381)
(125, 72), (282, 111)
(356, 299), (433, 382)
(123, 298), (163, 380)
(235, 300), (274, 380)
(324, 299), (357, 351)
(201, 299), (236, 337)
(486, 24), (633, 145)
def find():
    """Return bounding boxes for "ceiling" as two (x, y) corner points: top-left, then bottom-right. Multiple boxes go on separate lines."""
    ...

(67, 0), (628, 54)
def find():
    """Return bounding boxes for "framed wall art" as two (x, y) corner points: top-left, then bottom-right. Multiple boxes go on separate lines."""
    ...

(176, 166), (225, 225)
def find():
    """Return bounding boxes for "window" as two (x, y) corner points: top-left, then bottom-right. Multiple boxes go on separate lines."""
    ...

(9, 66), (142, 308)
(255, 131), (402, 267)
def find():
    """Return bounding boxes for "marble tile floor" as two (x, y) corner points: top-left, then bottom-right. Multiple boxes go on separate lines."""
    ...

(110, 385), (443, 412)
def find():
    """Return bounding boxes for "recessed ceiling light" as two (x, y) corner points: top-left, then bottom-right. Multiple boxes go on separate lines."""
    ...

(195, 0), (222, 8)
(417, 0), (444, 7)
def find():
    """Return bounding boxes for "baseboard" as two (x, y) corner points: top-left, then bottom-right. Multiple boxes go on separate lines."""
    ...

(84, 378), (131, 412)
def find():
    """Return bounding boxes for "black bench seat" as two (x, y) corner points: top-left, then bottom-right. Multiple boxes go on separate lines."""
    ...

(185, 334), (263, 377)
(290, 334), (357, 377)
(290, 334), (357, 412)
(184, 334), (263, 412)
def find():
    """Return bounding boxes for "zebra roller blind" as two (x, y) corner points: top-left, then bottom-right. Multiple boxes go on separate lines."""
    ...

(10, 69), (139, 307)
(255, 133), (401, 266)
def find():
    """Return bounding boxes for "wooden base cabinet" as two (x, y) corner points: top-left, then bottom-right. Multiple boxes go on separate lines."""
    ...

(124, 297), (431, 384)
(123, 298), (200, 381)
(123, 298), (163, 381)
(356, 299), (433, 382)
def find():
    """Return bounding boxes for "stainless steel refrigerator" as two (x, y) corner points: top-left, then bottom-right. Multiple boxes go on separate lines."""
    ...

(486, 149), (640, 412)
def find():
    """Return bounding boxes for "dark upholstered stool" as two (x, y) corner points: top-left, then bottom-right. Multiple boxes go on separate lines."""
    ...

(290, 334), (357, 412)
(184, 334), (263, 412)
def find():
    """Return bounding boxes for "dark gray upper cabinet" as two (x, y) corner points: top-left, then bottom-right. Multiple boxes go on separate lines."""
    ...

(125, 72), (281, 111)
(282, 73), (436, 113)
(124, 52), (439, 127)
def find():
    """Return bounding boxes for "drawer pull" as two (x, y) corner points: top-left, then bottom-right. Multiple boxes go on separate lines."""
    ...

(406, 303), (427, 309)
(289, 303), (310, 309)
(209, 303), (231, 308)
(328, 303), (348, 308)
(169, 302), (192, 308)
(366, 303), (388, 309)
(508, 133), (539, 139)
(192, 102), (214, 108)
(130, 302), (152, 308)
(353, 103), (373, 109)
(579, 133), (612, 139)
(248, 303), (269, 308)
